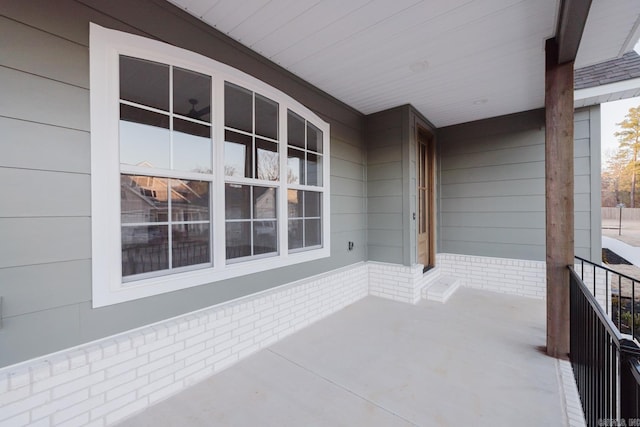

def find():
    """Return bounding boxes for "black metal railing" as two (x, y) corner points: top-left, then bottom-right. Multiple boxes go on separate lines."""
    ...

(575, 255), (640, 342)
(570, 266), (640, 426)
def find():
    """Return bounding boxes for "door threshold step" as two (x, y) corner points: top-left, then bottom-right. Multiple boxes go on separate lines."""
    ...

(425, 276), (461, 303)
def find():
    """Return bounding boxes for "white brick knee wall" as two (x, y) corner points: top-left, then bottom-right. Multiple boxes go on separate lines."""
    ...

(368, 262), (425, 304)
(436, 253), (547, 299)
(2, 255), (604, 426)
(0, 263), (368, 427)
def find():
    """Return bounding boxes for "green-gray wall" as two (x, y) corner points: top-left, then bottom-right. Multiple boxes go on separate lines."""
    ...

(365, 107), (407, 265)
(438, 107), (601, 262)
(365, 105), (435, 266)
(0, 0), (366, 367)
(0, 0), (603, 368)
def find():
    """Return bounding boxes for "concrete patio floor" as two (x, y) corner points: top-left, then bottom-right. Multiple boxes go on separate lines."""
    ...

(118, 288), (570, 426)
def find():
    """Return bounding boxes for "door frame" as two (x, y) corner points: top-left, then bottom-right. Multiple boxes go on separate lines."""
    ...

(416, 125), (436, 270)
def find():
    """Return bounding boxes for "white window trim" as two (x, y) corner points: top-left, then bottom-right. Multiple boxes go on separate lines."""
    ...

(90, 23), (330, 307)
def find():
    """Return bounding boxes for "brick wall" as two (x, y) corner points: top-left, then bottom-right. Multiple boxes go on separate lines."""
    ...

(437, 253), (547, 299)
(368, 262), (423, 303)
(0, 263), (368, 427)
(0, 256), (559, 426)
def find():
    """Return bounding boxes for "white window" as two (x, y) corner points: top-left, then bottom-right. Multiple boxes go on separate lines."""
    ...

(90, 24), (330, 307)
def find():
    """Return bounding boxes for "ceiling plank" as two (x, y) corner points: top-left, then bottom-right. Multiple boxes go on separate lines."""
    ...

(168, 0), (640, 127)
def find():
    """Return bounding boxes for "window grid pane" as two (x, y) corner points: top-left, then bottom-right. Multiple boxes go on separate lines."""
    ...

(119, 56), (212, 174)
(224, 82), (279, 181)
(286, 109), (322, 187)
(120, 174), (211, 278)
(119, 55), (214, 279)
(118, 56), (326, 278)
(287, 190), (322, 252)
(225, 184), (278, 260)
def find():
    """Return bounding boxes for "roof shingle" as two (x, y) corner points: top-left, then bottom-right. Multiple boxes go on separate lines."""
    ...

(575, 51), (640, 90)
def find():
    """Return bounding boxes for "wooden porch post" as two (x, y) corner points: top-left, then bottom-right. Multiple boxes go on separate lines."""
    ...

(545, 38), (574, 359)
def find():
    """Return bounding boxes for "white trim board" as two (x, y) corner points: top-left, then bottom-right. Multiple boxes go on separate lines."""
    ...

(574, 77), (640, 108)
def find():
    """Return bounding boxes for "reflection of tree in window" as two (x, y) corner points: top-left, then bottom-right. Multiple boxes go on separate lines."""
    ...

(224, 82), (279, 182)
(286, 110), (323, 187)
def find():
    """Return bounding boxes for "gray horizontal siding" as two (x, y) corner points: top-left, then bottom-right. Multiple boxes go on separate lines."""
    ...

(0, 66), (89, 131)
(368, 162), (403, 181)
(0, 168), (90, 217)
(365, 105), (433, 266)
(331, 177), (365, 197)
(331, 158), (364, 181)
(441, 195), (545, 213)
(574, 105), (601, 261)
(442, 241), (544, 260)
(0, 217), (91, 268)
(368, 213), (403, 230)
(441, 161), (544, 183)
(438, 108), (598, 262)
(0, 117), (90, 174)
(442, 226), (545, 245)
(368, 246), (404, 265)
(367, 180), (403, 197)
(0, 15), (89, 88)
(365, 106), (406, 264)
(0, 260), (91, 318)
(1, 305), (82, 364)
(0, 0), (366, 367)
(442, 144), (544, 170)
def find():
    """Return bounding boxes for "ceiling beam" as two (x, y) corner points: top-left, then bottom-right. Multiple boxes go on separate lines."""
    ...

(555, 0), (593, 64)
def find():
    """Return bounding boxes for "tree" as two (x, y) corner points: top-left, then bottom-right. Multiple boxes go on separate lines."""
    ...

(615, 107), (640, 207)
(602, 148), (632, 206)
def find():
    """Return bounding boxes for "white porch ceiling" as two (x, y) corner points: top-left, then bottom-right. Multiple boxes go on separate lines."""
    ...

(168, 0), (640, 127)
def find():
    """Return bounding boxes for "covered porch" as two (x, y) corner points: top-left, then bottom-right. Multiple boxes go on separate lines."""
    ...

(118, 288), (580, 426)
(2, 0), (640, 426)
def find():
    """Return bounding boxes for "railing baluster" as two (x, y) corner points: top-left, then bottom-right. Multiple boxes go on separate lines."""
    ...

(620, 275), (623, 332)
(634, 280), (637, 342)
(569, 260), (640, 426)
(606, 270), (609, 315)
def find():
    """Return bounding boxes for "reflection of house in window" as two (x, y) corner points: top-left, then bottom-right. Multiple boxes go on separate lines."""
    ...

(255, 187), (275, 218)
(120, 173), (211, 277)
(121, 173), (209, 224)
(287, 189), (299, 217)
(224, 184), (278, 259)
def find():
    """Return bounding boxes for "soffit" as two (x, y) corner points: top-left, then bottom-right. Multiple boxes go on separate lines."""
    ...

(168, 0), (640, 127)
(575, 0), (640, 69)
